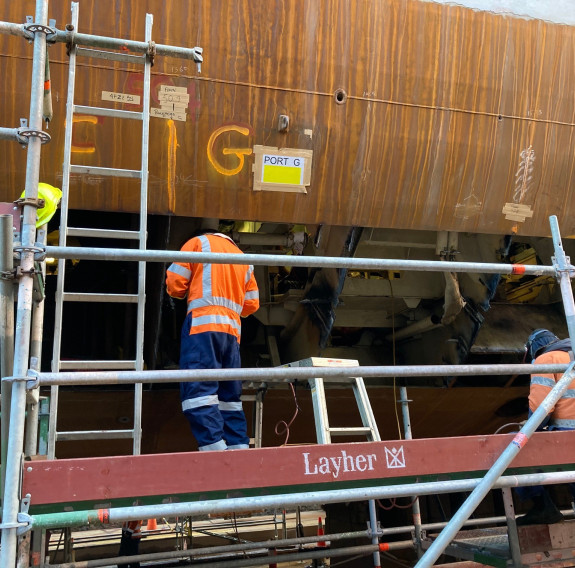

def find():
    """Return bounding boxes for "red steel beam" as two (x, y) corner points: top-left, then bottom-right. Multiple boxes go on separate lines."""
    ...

(22, 432), (575, 507)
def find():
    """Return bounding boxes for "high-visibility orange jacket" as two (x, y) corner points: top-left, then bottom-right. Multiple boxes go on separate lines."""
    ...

(166, 233), (259, 341)
(530, 349), (575, 428)
(122, 520), (143, 539)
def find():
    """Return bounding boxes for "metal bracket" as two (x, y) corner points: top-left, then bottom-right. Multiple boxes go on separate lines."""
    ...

(0, 269), (16, 281)
(26, 370), (40, 390)
(16, 119), (51, 146)
(147, 40), (156, 66)
(366, 520), (383, 538)
(192, 46), (203, 73)
(552, 255), (575, 278)
(13, 244), (45, 257)
(0, 514), (32, 536)
(13, 196), (45, 210)
(24, 16), (55, 37)
(33, 245), (47, 261)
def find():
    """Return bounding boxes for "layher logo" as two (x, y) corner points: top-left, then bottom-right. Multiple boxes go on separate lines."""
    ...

(302, 445), (406, 479)
(385, 446), (405, 469)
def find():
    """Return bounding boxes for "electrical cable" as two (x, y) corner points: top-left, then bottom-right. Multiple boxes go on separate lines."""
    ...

(275, 382), (300, 446)
(377, 497), (417, 510)
(494, 422), (525, 435)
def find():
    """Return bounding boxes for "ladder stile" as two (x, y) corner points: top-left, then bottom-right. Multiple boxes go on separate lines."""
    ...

(48, 4), (151, 459)
(48, 1), (79, 460)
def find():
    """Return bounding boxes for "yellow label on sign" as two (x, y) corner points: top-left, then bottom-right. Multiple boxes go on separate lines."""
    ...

(262, 164), (302, 185)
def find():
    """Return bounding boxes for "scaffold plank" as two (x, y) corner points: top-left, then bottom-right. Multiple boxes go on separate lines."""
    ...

(22, 431), (575, 512)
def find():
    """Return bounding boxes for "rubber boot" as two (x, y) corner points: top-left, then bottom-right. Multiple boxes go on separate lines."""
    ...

(516, 492), (564, 526)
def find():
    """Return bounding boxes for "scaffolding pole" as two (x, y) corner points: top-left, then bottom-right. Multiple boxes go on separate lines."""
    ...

(0, 16), (203, 68)
(26, 470), (575, 532)
(28, 361), (572, 386)
(0, 214), (14, 503)
(0, 1), (47, 566)
(45, 244), (558, 275)
(24, 225), (46, 457)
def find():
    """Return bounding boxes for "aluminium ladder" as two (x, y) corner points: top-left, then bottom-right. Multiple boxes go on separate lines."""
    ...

(286, 357), (380, 443)
(48, 4), (153, 458)
(286, 357), (382, 567)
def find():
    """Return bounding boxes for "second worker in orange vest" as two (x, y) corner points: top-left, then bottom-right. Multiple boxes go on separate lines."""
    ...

(515, 328), (575, 525)
(166, 230), (259, 451)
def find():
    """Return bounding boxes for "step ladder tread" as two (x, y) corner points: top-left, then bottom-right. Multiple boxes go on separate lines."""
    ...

(67, 227), (141, 240)
(62, 292), (139, 303)
(328, 427), (374, 433)
(58, 360), (137, 370)
(70, 165), (142, 179)
(76, 46), (146, 64)
(56, 429), (135, 441)
(74, 104), (143, 120)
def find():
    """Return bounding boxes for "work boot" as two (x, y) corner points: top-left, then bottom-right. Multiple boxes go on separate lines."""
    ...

(516, 493), (564, 526)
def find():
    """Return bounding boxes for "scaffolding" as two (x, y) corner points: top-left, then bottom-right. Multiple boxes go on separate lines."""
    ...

(3, 1), (575, 568)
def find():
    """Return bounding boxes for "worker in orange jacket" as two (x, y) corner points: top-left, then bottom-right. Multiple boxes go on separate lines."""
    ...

(118, 519), (143, 568)
(166, 229), (259, 451)
(516, 329), (575, 525)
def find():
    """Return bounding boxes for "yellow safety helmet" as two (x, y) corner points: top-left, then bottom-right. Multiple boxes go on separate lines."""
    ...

(19, 183), (62, 227)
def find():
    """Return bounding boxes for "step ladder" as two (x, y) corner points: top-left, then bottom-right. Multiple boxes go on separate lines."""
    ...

(286, 357), (381, 444)
(48, 4), (153, 458)
(286, 357), (382, 567)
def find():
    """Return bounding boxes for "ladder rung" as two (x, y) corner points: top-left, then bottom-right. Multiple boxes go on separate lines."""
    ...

(58, 360), (137, 370)
(70, 165), (142, 179)
(328, 427), (374, 435)
(63, 292), (139, 303)
(76, 47), (146, 64)
(74, 104), (143, 120)
(56, 429), (134, 442)
(67, 227), (141, 240)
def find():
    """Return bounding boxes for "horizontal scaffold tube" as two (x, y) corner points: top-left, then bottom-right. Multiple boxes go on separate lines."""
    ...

(29, 470), (575, 531)
(46, 245), (558, 275)
(0, 21), (202, 63)
(48, 530), (402, 568)
(51, 541), (413, 568)
(34, 362), (568, 386)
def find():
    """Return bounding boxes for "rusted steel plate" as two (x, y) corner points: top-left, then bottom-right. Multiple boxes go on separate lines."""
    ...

(22, 431), (575, 506)
(2, 1), (575, 236)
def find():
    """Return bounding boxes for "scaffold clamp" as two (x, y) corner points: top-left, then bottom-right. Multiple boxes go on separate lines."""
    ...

(0, 495), (32, 535)
(26, 369), (39, 390)
(366, 520), (382, 538)
(24, 16), (55, 38)
(0, 515), (32, 535)
(552, 255), (575, 278)
(17, 119), (51, 146)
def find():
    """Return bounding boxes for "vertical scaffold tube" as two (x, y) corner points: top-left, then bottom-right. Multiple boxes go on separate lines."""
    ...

(0, 214), (14, 501)
(399, 385), (423, 558)
(0, 0), (48, 565)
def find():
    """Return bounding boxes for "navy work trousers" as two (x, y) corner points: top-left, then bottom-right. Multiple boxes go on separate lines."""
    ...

(179, 315), (249, 451)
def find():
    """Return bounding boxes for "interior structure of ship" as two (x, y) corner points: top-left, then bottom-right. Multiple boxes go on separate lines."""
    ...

(3, 1), (575, 567)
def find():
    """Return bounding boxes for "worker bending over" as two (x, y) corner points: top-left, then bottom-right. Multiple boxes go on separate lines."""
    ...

(166, 229), (259, 451)
(516, 328), (575, 525)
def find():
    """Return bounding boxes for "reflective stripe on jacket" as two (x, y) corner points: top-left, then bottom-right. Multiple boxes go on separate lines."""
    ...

(529, 349), (575, 423)
(165, 233), (259, 340)
(122, 520), (143, 538)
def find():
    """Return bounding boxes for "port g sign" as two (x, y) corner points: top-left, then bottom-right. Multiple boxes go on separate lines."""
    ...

(252, 145), (313, 193)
